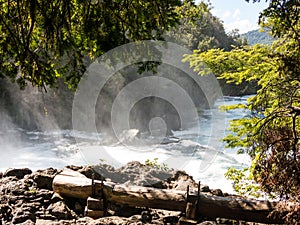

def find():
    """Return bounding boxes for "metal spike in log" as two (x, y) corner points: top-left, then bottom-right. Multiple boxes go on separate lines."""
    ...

(53, 168), (289, 224)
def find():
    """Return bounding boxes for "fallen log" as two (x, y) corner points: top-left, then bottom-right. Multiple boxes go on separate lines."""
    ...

(53, 169), (287, 224)
(52, 168), (103, 199)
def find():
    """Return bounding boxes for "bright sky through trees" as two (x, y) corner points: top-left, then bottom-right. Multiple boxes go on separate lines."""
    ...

(199, 0), (269, 33)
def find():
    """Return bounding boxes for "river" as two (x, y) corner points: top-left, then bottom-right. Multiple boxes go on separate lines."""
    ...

(0, 96), (251, 193)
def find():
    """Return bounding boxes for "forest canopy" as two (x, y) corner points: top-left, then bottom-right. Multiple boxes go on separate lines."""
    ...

(0, 0), (181, 90)
(0, 0), (246, 91)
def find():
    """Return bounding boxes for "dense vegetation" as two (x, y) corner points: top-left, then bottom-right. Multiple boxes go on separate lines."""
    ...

(0, 0), (181, 90)
(241, 29), (275, 45)
(165, 1), (244, 51)
(185, 0), (299, 223)
(0, 0), (243, 92)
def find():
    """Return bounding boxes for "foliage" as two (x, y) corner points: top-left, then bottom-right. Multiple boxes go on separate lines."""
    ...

(241, 29), (275, 45)
(0, 0), (181, 90)
(224, 167), (263, 198)
(166, 1), (244, 51)
(184, 0), (300, 205)
(145, 158), (169, 171)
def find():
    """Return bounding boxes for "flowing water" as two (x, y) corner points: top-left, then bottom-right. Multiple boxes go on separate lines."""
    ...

(0, 96), (251, 193)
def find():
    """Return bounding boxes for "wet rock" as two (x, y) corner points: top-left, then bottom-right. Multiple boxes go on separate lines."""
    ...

(4, 168), (32, 179)
(47, 201), (76, 220)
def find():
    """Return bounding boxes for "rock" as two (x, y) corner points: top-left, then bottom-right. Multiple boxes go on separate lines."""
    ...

(74, 201), (83, 215)
(198, 222), (217, 225)
(200, 185), (210, 192)
(47, 201), (75, 220)
(0, 204), (13, 221)
(51, 193), (64, 203)
(141, 210), (152, 223)
(31, 168), (58, 190)
(18, 219), (35, 225)
(164, 170), (198, 191)
(77, 166), (104, 181)
(216, 218), (234, 224)
(36, 219), (74, 225)
(12, 210), (35, 224)
(211, 189), (224, 197)
(91, 161), (175, 188)
(89, 216), (141, 225)
(4, 168), (32, 179)
(163, 215), (179, 224)
(36, 189), (53, 200)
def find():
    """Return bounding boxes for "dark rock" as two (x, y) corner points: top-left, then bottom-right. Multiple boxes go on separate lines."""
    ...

(114, 205), (141, 217)
(163, 215), (179, 224)
(4, 168), (32, 179)
(211, 189), (224, 197)
(164, 170), (198, 191)
(65, 165), (83, 171)
(12, 188), (25, 195)
(12, 209), (35, 224)
(74, 201), (83, 215)
(31, 168), (58, 190)
(12, 215), (30, 224)
(201, 185), (210, 192)
(47, 201), (75, 220)
(0, 204), (13, 221)
(141, 211), (152, 223)
(36, 189), (53, 200)
(78, 166), (104, 181)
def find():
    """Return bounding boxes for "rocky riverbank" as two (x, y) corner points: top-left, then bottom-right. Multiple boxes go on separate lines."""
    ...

(0, 162), (279, 225)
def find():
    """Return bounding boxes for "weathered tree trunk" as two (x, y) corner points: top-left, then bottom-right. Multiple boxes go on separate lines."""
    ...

(52, 168), (102, 199)
(53, 169), (287, 224)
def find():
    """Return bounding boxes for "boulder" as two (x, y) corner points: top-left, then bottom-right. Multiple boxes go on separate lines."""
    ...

(47, 201), (75, 220)
(211, 189), (224, 197)
(32, 168), (58, 190)
(4, 168), (32, 179)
